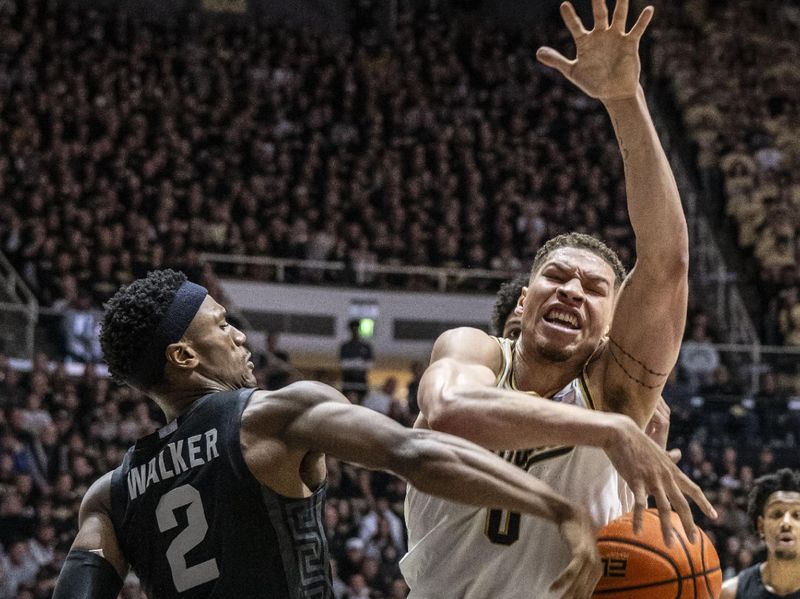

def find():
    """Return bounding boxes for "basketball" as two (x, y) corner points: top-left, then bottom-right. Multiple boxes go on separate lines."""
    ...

(593, 509), (722, 598)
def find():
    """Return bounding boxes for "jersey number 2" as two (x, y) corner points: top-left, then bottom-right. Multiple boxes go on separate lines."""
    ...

(156, 484), (220, 592)
(485, 508), (520, 545)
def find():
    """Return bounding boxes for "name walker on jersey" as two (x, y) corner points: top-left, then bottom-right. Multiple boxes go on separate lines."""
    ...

(127, 429), (219, 500)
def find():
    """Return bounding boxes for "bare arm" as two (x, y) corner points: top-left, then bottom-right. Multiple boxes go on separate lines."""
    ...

(418, 327), (715, 541)
(69, 473), (128, 577)
(53, 473), (128, 598)
(249, 379), (601, 598)
(419, 328), (625, 452)
(537, 0), (687, 426)
(601, 86), (688, 425)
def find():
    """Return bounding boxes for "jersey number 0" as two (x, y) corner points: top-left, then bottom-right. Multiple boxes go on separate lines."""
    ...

(485, 508), (521, 545)
(156, 484), (221, 592)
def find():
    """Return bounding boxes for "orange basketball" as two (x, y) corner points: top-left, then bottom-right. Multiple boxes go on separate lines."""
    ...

(593, 509), (722, 598)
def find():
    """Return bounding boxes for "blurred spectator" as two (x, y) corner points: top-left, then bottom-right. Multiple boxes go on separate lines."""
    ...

(61, 295), (102, 364)
(340, 320), (374, 401)
(405, 362), (424, 418)
(362, 378), (398, 416)
(255, 332), (294, 390)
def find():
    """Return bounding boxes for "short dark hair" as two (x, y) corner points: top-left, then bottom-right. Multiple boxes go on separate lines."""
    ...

(747, 468), (800, 531)
(531, 233), (626, 287)
(100, 269), (187, 387)
(491, 273), (529, 336)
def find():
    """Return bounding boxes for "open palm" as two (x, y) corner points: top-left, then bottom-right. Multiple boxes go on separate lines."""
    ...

(537, 0), (653, 102)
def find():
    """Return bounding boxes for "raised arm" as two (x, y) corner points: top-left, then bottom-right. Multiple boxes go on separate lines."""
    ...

(537, 0), (688, 427)
(248, 379), (600, 598)
(53, 473), (127, 599)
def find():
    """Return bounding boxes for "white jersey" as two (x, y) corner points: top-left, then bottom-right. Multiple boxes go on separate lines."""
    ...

(401, 337), (634, 598)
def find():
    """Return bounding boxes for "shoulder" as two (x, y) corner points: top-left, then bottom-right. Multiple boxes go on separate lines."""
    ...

(78, 471), (114, 525)
(431, 327), (502, 369)
(242, 382), (347, 435)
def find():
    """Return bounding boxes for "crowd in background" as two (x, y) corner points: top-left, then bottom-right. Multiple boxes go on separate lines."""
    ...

(2, 0), (800, 596)
(0, 0), (635, 305)
(651, 0), (800, 346)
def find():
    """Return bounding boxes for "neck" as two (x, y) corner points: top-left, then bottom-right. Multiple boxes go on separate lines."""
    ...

(762, 558), (800, 595)
(512, 340), (582, 398)
(151, 379), (227, 422)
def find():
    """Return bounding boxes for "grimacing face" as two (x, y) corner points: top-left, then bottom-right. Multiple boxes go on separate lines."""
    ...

(759, 490), (800, 561)
(178, 295), (257, 389)
(517, 247), (617, 364)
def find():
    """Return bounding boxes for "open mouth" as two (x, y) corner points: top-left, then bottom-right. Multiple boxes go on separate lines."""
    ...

(543, 308), (581, 330)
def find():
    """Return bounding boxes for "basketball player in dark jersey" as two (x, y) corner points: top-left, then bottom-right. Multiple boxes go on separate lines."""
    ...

(53, 269), (604, 599)
(720, 469), (800, 599)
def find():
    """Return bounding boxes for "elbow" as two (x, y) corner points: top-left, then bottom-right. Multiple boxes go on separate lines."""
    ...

(425, 391), (472, 438)
(641, 234), (689, 278)
(662, 245), (689, 278)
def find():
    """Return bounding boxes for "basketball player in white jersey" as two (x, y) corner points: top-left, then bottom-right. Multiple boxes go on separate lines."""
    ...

(401, 1), (716, 597)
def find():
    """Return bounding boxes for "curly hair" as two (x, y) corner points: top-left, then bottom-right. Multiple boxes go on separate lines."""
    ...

(491, 273), (529, 336)
(531, 232), (627, 287)
(100, 269), (187, 387)
(747, 468), (800, 532)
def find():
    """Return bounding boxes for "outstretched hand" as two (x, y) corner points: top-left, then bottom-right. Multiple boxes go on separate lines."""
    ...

(536, 0), (653, 102)
(604, 416), (717, 547)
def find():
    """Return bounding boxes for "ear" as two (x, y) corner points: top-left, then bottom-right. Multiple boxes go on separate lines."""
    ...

(757, 515), (765, 539)
(165, 342), (199, 371)
(515, 286), (528, 314)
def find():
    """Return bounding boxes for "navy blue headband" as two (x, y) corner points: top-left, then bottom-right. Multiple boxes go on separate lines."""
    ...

(128, 281), (208, 387)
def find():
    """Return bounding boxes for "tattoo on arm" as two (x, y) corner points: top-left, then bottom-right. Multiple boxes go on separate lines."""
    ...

(607, 339), (666, 391)
(608, 337), (668, 377)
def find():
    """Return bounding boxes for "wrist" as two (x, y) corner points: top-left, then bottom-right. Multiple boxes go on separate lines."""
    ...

(602, 84), (646, 114)
(599, 412), (634, 450)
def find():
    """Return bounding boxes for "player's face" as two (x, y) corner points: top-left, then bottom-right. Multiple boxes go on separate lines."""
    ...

(183, 295), (258, 389)
(519, 247), (616, 364)
(759, 491), (800, 561)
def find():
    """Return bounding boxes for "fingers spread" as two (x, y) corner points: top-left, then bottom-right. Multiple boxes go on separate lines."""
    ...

(611, 0), (629, 31)
(592, 0), (609, 29)
(536, 47), (574, 75)
(560, 2), (588, 39)
(667, 482), (697, 544)
(628, 5), (654, 39)
(632, 485), (647, 534)
(653, 486), (675, 546)
(677, 473), (718, 520)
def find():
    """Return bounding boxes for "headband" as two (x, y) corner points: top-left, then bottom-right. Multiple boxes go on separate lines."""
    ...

(128, 281), (208, 387)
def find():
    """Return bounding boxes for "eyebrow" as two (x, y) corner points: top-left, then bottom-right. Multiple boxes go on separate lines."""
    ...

(545, 261), (612, 286)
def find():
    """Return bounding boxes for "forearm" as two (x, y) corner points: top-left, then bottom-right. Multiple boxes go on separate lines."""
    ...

(428, 384), (624, 451)
(401, 431), (578, 525)
(604, 86), (687, 264)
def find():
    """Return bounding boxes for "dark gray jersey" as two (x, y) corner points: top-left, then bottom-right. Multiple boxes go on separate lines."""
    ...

(735, 564), (800, 599)
(109, 389), (332, 599)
